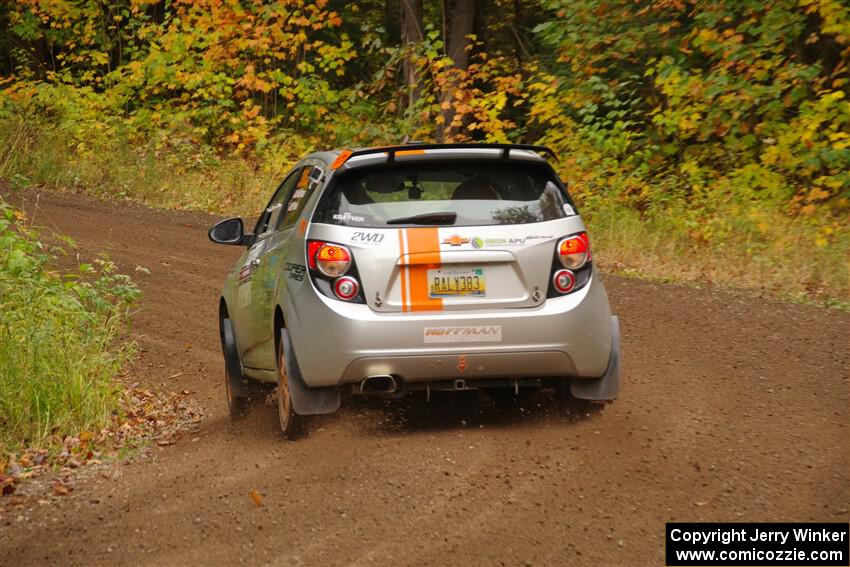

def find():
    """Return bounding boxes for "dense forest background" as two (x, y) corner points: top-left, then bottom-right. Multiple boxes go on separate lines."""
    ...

(0, 0), (848, 303)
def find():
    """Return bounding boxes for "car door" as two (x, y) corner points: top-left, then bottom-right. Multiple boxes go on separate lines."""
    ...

(241, 163), (325, 370)
(232, 167), (302, 367)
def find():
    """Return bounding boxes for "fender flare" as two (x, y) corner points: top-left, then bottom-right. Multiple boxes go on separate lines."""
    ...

(570, 315), (620, 401)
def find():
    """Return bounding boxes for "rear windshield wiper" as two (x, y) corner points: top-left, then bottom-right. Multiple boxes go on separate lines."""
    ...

(386, 212), (457, 225)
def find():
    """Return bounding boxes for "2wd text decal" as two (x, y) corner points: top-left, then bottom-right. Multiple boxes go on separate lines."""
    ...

(352, 231), (384, 244)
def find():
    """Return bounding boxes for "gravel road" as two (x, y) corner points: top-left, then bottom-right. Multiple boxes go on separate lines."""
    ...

(2, 189), (848, 566)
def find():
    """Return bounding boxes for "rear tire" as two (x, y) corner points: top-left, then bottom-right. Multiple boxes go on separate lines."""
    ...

(221, 316), (254, 419)
(225, 364), (252, 418)
(277, 334), (302, 439)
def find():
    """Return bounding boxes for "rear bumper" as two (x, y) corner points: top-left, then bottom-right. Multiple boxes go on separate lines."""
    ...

(285, 271), (614, 388)
(342, 350), (576, 383)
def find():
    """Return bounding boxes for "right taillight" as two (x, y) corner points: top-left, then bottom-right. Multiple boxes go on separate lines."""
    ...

(557, 232), (590, 270)
(548, 231), (592, 297)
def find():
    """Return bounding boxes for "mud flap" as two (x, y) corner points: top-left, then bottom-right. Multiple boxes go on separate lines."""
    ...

(570, 315), (620, 401)
(281, 328), (341, 416)
(222, 318), (255, 397)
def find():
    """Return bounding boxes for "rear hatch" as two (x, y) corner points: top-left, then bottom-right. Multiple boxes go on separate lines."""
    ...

(310, 160), (583, 313)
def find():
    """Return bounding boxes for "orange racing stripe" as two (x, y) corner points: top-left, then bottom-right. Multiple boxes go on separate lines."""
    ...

(397, 230), (409, 312)
(405, 228), (443, 312)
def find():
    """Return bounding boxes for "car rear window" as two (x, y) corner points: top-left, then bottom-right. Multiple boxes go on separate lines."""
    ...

(312, 161), (576, 228)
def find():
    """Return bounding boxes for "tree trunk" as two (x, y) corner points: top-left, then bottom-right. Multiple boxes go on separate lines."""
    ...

(400, 0), (424, 112)
(446, 0), (474, 73)
(438, 0), (475, 140)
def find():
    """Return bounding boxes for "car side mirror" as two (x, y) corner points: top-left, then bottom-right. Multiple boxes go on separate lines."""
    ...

(208, 217), (254, 246)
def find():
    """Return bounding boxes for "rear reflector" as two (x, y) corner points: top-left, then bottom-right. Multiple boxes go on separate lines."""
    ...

(553, 269), (576, 294)
(334, 276), (359, 301)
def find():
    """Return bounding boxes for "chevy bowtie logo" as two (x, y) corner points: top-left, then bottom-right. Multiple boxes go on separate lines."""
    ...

(442, 235), (470, 246)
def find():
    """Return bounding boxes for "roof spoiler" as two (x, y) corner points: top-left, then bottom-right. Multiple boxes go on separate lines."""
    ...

(330, 143), (556, 169)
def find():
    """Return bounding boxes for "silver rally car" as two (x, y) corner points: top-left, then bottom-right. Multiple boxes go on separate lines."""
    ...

(209, 143), (620, 437)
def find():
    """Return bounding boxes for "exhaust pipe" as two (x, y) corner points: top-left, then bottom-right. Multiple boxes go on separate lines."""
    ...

(359, 375), (398, 395)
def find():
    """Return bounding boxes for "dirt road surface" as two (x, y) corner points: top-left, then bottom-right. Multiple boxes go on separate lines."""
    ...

(1, 189), (848, 566)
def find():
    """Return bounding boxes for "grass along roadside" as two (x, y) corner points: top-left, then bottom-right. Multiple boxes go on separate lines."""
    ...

(1, 117), (847, 307)
(585, 203), (849, 309)
(0, 117), (285, 218)
(0, 201), (140, 451)
(0, 200), (204, 497)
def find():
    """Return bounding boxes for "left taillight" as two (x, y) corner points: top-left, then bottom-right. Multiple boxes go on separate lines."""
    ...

(307, 240), (364, 302)
(314, 243), (351, 277)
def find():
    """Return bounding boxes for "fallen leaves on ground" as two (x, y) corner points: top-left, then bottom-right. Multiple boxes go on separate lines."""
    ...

(1, 383), (204, 499)
(249, 489), (263, 507)
(1, 475), (16, 496)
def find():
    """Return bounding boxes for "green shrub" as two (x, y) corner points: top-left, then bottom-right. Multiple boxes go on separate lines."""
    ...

(0, 112), (293, 217)
(0, 202), (140, 451)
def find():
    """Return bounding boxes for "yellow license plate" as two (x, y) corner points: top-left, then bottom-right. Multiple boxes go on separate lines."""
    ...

(428, 268), (486, 298)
